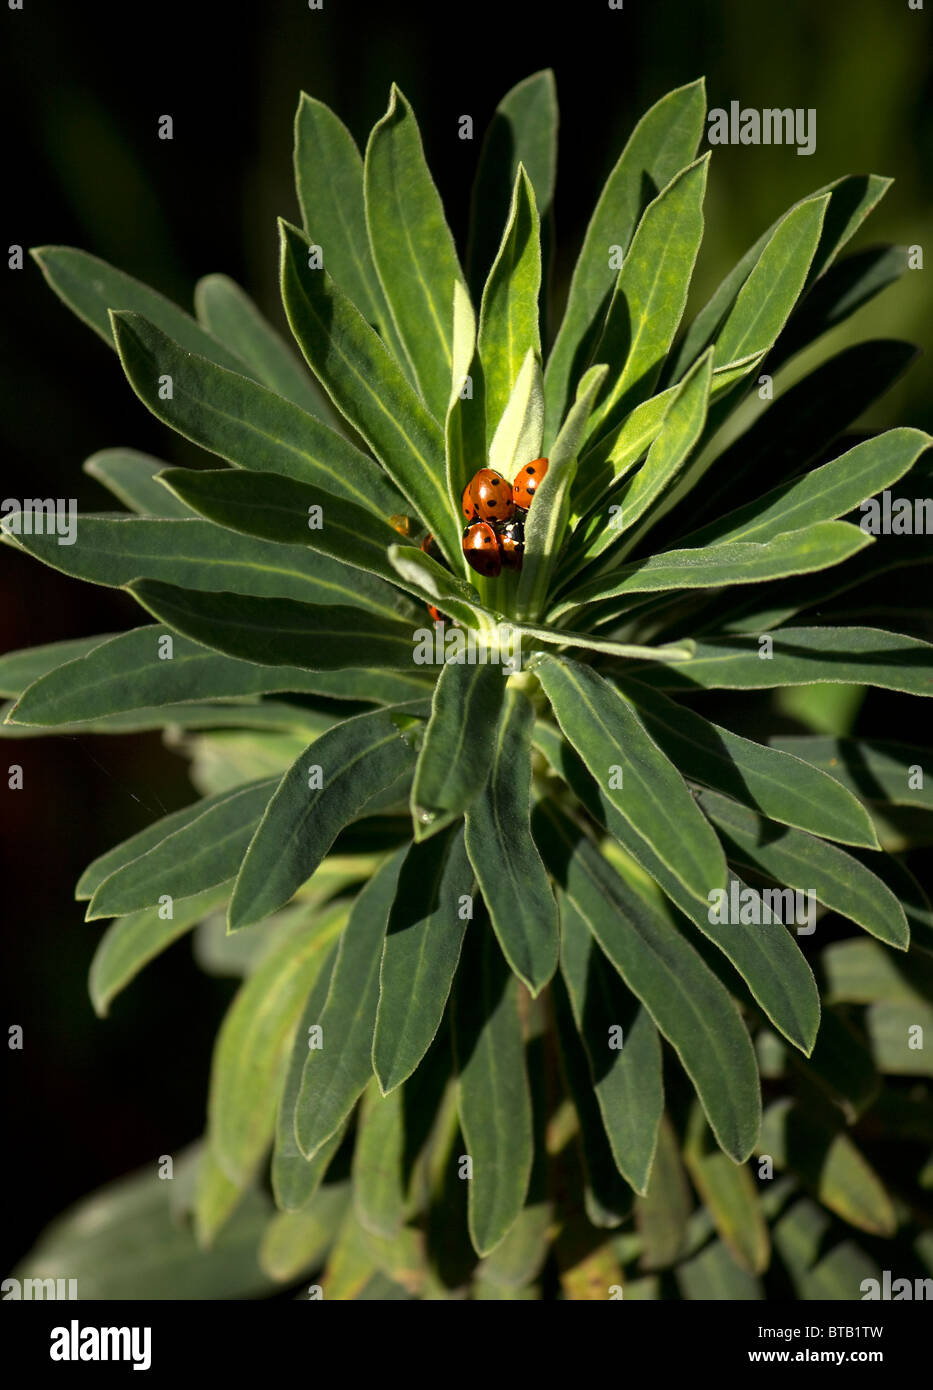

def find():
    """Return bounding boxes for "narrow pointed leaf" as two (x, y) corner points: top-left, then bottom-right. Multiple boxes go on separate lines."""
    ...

(534, 654), (726, 904)
(353, 1080), (406, 1238)
(769, 735), (933, 813)
(585, 155), (710, 446)
(619, 678), (879, 847)
(633, 1115), (693, 1269)
(295, 850), (406, 1157)
(110, 311), (404, 521)
(464, 688), (559, 994)
(293, 93), (401, 357)
(699, 789), (910, 949)
(487, 348), (544, 479)
(271, 944), (344, 1211)
(633, 627), (933, 699)
(88, 777), (279, 919)
(535, 803), (761, 1162)
(89, 885), (230, 1017)
(85, 449), (198, 518)
(683, 1104), (769, 1274)
(208, 904), (346, 1185)
(365, 85), (467, 421)
(194, 272), (336, 420)
(544, 78), (705, 439)
(7, 626), (431, 731)
(515, 363), (608, 621)
(230, 708), (422, 930)
(127, 582), (427, 673)
(279, 219), (458, 565)
(31, 245), (254, 375)
(478, 166), (541, 443)
(552, 522), (871, 618)
(452, 918), (534, 1256)
(468, 70), (557, 301)
(560, 896), (663, 1194)
(410, 661), (507, 840)
(373, 826), (473, 1094)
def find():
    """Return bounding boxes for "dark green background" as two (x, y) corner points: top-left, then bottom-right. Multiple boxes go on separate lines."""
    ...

(1, 0), (930, 1270)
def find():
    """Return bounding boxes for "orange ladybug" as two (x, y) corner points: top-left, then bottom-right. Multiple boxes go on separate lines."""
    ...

(462, 521), (502, 577)
(498, 517), (524, 571)
(469, 468), (514, 523)
(426, 604), (443, 623)
(513, 457), (548, 510)
(460, 482), (478, 522)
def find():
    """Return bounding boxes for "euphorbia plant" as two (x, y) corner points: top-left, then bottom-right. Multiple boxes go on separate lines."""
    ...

(6, 72), (933, 1301)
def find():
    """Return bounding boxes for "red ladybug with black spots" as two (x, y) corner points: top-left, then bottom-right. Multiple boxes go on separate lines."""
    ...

(513, 457), (548, 510)
(462, 521), (502, 577)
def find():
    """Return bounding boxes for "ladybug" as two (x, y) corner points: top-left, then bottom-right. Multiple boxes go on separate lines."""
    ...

(420, 532), (440, 559)
(513, 457), (548, 510)
(498, 517), (524, 571)
(426, 604), (443, 623)
(389, 514), (413, 537)
(462, 521), (502, 578)
(460, 482), (478, 522)
(469, 468), (515, 523)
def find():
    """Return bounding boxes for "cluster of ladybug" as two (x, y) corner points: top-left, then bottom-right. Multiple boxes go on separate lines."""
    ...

(459, 458), (549, 577)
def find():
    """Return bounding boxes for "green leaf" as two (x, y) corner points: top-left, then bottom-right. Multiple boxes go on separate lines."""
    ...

(676, 1239), (764, 1301)
(619, 679), (879, 847)
(365, 85), (467, 422)
(230, 708), (422, 930)
(711, 193), (830, 369)
(550, 971), (633, 1227)
(353, 1081), (406, 1238)
(194, 272), (337, 420)
(293, 93), (400, 357)
(478, 166), (541, 444)
(110, 310), (404, 523)
(159, 466), (419, 599)
(0, 633), (118, 698)
(1, 510), (409, 622)
(89, 885), (230, 1017)
(669, 175), (878, 380)
(770, 244), (907, 373)
(864, 1002), (933, 1076)
(464, 688), (559, 994)
(559, 896), (663, 1194)
(487, 348), (544, 480)
(467, 70), (557, 302)
(126, 582), (426, 673)
(373, 826), (473, 1094)
(410, 661), (507, 840)
(84, 449), (198, 518)
(685, 428), (931, 548)
(88, 778), (279, 919)
(823, 937), (933, 1006)
(260, 1183), (350, 1281)
(576, 349), (713, 565)
(633, 1114), (693, 1269)
(683, 1103), (769, 1274)
(279, 219), (459, 566)
(444, 281), (487, 561)
(544, 78), (705, 441)
(585, 155), (710, 447)
(674, 340), (920, 534)
(633, 626), (933, 698)
(7, 626), (431, 731)
(536, 803), (760, 1161)
(534, 655), (726, 904)
(552, 522), (871, 618)
(30, 245), (254, 375)
(699, 789), (910, 949)
(757, 1099), (896, 1236)
(452, 917), (534, 1256)
(271, 944), (344, 1211)
(12, 1156), (277, 1300)
(386, 544), (487, 628)
(515, 363), (609, 622)
(295, 851), (406, 1158)
(772, 1196), (881, 1301)
(534, 723), (820, 1055)
(208, 903), (346, 1186)
(768, 735), (933, 813)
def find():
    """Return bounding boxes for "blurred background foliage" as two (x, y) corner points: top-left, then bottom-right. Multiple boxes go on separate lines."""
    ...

(1, 0), (930, 1272)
